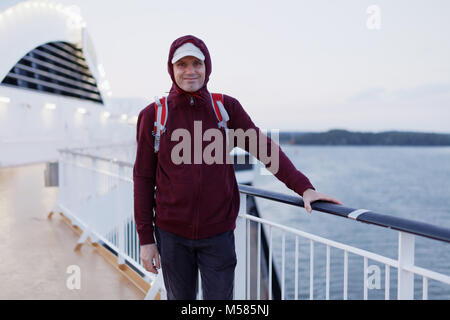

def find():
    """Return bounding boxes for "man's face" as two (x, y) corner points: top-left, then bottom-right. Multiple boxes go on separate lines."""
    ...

(173, 56), (206, 92)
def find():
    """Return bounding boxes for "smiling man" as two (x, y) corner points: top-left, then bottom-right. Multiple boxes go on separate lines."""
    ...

(133, 35), (342, 300)
(172, 42), (206, 93)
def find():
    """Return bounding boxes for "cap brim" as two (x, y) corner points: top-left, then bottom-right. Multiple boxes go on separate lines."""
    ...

(171, 51), (205, 64)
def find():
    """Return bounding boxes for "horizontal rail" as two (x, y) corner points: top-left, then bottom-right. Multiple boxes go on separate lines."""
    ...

(15, 63), (99, 92)
(52, 42), (85, 60)
(242, 213), (399, 268)
(238, 184), (450, 244)
(58, 148), (133, 168)
(6, 73), (102, 100)
(42, 44), (89, 69)
(22, 55), (96, 84)
(32, 49), (90, 75)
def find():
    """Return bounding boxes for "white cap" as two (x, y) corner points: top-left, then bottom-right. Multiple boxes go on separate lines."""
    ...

(171, 42), (205, 64)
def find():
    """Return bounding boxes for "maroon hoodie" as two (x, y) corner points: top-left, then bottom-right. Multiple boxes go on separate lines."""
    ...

(133, 35), (315, 245)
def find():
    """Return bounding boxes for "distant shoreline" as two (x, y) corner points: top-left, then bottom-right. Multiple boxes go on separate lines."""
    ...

(276, 129), (450, 146)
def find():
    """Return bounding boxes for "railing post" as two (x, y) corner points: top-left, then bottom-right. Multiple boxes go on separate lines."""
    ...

(397, 231), (415, 299)
(234, 193), (247, 300)
(58, 152), (66, 206)
(117, 163), (125, 265)
(68, 152), (75, 212)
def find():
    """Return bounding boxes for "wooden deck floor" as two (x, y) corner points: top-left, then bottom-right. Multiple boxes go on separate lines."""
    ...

(0, 163), (145, 299)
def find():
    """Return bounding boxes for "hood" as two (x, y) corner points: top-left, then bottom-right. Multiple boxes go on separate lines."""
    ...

(167, 35), (212, 97)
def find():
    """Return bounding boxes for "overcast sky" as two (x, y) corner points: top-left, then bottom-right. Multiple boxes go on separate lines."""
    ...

(3, 0), (450, 133)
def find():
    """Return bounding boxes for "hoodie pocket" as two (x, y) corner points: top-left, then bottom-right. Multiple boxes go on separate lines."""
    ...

(199, 164), (234, 225)
(158, 128), (194, 183)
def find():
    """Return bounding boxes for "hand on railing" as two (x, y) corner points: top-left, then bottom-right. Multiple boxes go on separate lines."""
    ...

(140, 244), (161, 274)
(302, 188), (343, 214)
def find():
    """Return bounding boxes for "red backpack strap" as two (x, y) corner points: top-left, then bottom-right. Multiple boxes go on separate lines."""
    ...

(210, 93), (229, 129)
(210, 93), (230, 147)
(152, 96), (168, 153)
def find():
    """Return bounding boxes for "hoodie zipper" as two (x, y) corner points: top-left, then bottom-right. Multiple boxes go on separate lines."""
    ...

(194, 166), (202, 239)
(188, 95), (201, 238)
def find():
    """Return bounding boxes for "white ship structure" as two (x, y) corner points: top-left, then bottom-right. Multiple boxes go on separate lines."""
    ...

(0, 0), (146, 167)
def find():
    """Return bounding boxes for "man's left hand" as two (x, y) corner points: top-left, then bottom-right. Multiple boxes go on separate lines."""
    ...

(302, 188), (343, 214)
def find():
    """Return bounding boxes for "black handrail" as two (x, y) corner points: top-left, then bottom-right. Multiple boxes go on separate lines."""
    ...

(238, 184), (450, 244)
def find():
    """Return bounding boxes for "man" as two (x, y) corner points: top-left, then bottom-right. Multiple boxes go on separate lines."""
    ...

(133, 35), (342, 300)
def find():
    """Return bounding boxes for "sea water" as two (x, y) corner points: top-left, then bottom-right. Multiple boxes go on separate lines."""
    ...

(253, 145), (450, 300)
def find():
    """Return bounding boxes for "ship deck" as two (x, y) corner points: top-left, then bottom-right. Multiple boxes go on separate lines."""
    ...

(0, 163), (145, 299)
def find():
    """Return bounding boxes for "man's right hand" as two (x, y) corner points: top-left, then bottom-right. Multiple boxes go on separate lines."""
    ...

(140, 243), (160, 274)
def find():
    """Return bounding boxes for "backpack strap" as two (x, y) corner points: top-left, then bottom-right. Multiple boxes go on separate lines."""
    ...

(152, 96), (168, 153)
(210, 93), (230, 146)
(152, 94), (229, 153)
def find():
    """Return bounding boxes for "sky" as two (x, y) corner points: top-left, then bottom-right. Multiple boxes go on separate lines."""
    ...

(3, 0), (450, 133)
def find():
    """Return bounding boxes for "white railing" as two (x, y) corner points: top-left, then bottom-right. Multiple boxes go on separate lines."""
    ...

(53, 148), (162, 297)
(236, 205), (450, 300)
(52, 147), (450, 300)
(237, 186), (450, 300)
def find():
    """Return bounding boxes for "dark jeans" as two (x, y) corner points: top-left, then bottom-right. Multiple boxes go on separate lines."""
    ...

(155, 226), (237, 300)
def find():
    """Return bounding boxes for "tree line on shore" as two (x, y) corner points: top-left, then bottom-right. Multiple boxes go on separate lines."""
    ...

(276, 129), (450, 146)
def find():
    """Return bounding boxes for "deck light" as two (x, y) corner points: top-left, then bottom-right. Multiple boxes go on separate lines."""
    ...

(99, 80), (110, 91)
(128, 116), (138, 125)
(97, 64), (106, 78)
(44, 103), (56, 110)
(77, 107), (87, 115)
(0, 96), (11, 103)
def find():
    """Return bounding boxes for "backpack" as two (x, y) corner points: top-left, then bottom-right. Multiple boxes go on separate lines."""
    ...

(152, 93), (230, 153)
